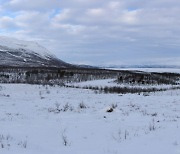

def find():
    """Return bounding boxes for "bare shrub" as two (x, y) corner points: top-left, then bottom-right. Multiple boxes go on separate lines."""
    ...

(63, 103), (69, 112)
(112, 129), (129, 142)
(111, 103), (118, 109)
(48, 103), (74, 113)
(18, 140), (27, 148)
(48, 103), (61, 113)
(124, 130), (129, 140)
(79, 102), (87, 109)
(63, 103), (73, 112)
(0, 134), (27, 149)
(151, 112), (158, 117)
(149, 119), (156, 131)
(61, 129), (70, 146)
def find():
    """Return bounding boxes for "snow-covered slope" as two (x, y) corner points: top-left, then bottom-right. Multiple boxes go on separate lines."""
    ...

(0, 36), (70, 67)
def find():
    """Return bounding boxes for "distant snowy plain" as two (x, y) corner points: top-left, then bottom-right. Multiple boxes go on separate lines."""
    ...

(109, 67), (180, 73)
(0, 69), (180, 154)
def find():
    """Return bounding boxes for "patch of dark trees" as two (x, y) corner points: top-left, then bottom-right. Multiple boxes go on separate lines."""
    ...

(117, 72), (180, 85)
(0, 67), (118, 85)
(0, 67), (179, 87)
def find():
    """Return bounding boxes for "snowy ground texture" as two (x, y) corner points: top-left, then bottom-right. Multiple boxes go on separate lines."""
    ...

(0, 81), (180, 154)
(67, 78), (180, 89)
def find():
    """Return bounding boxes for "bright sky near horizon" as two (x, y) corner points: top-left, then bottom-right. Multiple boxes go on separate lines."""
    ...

(0, 0), (180, 66)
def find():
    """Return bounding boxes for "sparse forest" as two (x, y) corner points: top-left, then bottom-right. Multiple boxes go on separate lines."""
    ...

(0, 67), (180, 94)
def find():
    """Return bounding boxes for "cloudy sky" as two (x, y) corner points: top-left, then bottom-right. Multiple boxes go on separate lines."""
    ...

(0, 0), (180, 66)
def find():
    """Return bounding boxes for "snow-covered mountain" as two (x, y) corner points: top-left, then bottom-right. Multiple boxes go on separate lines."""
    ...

(0, 36), (70, 68)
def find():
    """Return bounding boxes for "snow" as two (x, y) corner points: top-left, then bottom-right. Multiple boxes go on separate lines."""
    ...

(0, 36), (54, 59)
(68, 78), (180, 89)
(108, 67), (180, 73)
(0, 82), (180, 154)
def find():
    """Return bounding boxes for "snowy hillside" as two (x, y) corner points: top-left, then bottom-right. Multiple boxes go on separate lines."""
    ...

(0, 36), (69, 67)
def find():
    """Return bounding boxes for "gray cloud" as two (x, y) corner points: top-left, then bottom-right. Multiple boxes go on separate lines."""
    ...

(5, 0), (60, 11)
(0, 0), (180, 66)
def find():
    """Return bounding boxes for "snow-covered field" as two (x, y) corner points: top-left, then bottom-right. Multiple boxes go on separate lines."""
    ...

(68, 78), (180, 89)
(0, 82), (180, 154)
(108, 67), (180, 73)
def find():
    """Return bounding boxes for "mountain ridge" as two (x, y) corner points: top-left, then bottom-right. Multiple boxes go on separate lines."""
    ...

(0, 36), (71, 68)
